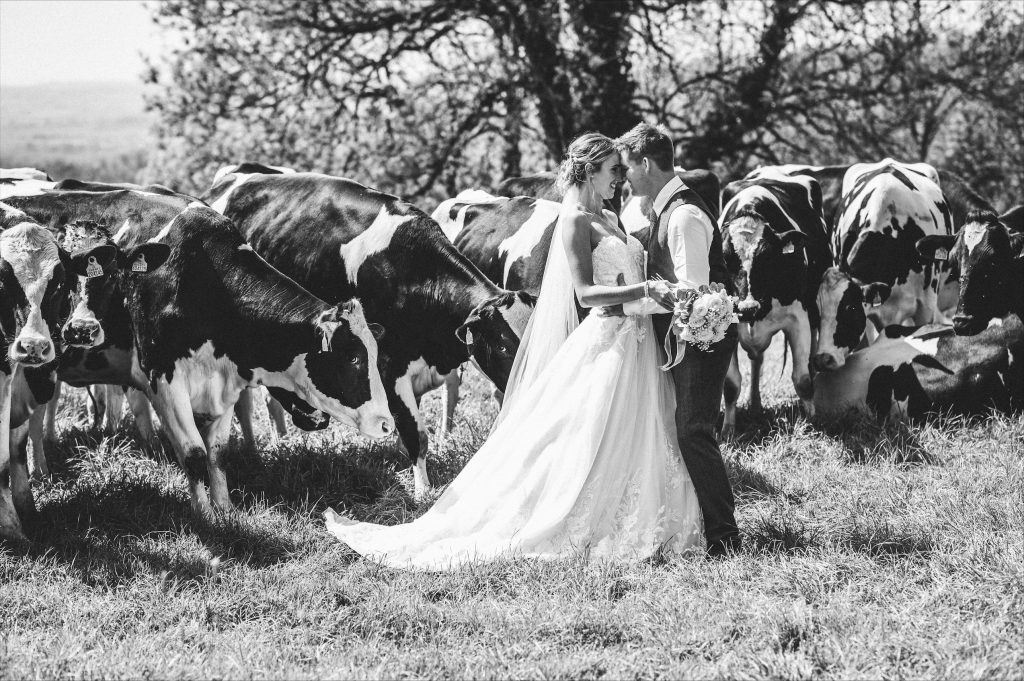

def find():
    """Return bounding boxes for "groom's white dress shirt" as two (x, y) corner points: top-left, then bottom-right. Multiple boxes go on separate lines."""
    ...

(651, 175), (715, 290)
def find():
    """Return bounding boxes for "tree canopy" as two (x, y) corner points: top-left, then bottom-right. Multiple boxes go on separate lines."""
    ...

(144, 0), (1023, 208)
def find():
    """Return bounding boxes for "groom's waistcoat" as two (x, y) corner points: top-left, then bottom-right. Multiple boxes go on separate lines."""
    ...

(647, 185), (731, 293)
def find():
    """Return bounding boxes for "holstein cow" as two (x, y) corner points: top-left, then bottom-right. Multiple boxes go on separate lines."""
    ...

(718, 169), (832, 433)
(813, 317), (1023, 420)
(203, 169), (533, 496)
(917, 210), (1024, 337)
(814, 159), (954, 372)
(742, 165), (848, 227)
(6, 188), (394, 517)
(0, 203), (71, 541)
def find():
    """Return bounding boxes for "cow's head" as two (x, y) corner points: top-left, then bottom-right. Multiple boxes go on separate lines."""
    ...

(59, 220), (170, 348)
(455, 290), (535, 389)
(813, 266), (891, 371)
(723, 212), (807, 323)
(0, 218), (67, 368)
(274, 299), (393, 438)
(917, 211), (1024, 336)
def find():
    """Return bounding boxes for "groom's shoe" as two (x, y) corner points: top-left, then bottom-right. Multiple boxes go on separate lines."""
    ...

(706, 534), (742, 559)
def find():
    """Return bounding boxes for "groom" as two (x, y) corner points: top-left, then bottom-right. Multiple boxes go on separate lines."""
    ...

(616, 123), (741, 556)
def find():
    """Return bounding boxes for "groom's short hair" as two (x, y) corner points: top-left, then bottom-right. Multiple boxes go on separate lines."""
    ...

(616, 123), (674, 172)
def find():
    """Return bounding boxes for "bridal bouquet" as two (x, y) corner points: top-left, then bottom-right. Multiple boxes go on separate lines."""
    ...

(661, 283), (738, 370)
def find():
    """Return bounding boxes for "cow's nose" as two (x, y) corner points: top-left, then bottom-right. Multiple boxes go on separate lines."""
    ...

(12, 336), (54, 364)
(63, 319), (102, 346)
(813, 352), (838, 372)
(952, 314), (982, 336)
(379, 415), (394, 436)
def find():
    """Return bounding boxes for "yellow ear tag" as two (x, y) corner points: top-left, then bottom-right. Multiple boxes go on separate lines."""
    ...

(782, 243), (795, 254)
(131, 254), (148, 273)
(464, 329), (474, 346)
(322, 332), (330, 352)
(85, 256), (103, 278)
(934, 247), (948, 261)
(871, 293), (883, 307)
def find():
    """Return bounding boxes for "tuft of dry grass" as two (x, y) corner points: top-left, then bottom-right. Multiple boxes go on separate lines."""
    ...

(2, 335), (1022, 678)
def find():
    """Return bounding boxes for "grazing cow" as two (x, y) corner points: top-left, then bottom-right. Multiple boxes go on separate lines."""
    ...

(718, 169), (833, 434)
(6, 188), (394, 517)
(742, 165), (848, 226)
(917, 211), (1024, 336)
(813, 316), (1023, 419)
(203, 170), (533, 496)
(0, 203), (70, 541)
(813, 159), (954, 372)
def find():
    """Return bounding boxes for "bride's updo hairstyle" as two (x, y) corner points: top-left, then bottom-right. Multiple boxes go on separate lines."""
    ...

(556, 132), (616, 195)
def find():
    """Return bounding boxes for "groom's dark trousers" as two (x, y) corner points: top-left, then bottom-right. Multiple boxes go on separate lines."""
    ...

(645, 182), (740, 552)
(671, 325), (739, 549)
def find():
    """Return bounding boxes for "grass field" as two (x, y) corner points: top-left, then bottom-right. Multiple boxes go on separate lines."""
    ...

(2, 336), (1022, 679)
(0, 81), (151, 182)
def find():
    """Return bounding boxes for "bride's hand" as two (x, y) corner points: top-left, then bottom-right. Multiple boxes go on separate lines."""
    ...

(647, 280), (676, 308)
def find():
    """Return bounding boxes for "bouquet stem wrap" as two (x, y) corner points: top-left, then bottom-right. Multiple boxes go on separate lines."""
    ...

(660, 283), (739, 371)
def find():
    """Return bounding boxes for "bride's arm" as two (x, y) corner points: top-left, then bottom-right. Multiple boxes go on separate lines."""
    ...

(563, 212), (667, 308)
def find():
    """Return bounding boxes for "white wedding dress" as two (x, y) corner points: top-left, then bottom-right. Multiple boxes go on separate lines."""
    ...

(325, 234), (703, 569)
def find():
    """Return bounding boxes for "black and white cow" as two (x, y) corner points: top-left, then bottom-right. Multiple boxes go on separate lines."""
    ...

(813, 316), (1023, 419)
(742, 165), (849, 227)
(718, 168), (833, 433)
(813, 159), (954, 372)
(917, 210), (1024, 336)
(203, 170), (533, 496)
(6, 188), (394, 517)
(0, 203), (70, 541)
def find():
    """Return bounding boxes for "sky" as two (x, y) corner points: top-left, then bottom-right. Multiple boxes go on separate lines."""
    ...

(0, 0), (160, 86)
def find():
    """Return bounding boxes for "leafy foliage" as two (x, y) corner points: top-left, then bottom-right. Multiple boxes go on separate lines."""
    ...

(144, 0), (1023, 208)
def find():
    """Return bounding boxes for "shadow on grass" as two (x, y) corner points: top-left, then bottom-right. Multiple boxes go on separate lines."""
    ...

(811, 409), (934, 464)
(223, 435), (422, 524)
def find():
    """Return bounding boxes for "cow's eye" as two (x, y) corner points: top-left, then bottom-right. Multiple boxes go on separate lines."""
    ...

(349, 355), (362, 365)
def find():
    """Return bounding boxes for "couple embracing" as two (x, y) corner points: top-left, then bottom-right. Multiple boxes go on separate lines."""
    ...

(325, 124), (740, 569)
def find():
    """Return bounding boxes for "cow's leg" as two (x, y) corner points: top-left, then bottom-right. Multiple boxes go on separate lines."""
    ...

(127, 388), (156, 442)
(201, 411), (235, 513)
(722, 349), (741, 441)
(147, 381), (212, 518)
(87, 384), (105, 429)
(392, 375), (431, 496)
(29, 390), (54, 480)
(101, 385), (126, 431)
(233, 387), (258, 449)
(440, 369), (461, 433)
(9, 419), (36, 523)
(747, 350), (764, 414)
(784, 309), (814, 417)
(266, 392), (289, 440)
(0, 375), (27, 543)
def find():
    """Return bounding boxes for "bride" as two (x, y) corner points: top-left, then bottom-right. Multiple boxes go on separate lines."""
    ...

(325, 133), (704, 569)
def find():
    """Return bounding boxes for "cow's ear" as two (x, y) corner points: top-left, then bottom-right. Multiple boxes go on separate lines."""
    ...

(368, 323), (385, 341)
(916, 234), (955, 261)
(861, 282), (891, 307)
(123, 243), (170, 274)
(777, 229), (807, 254)
(69, 244), (117, 278)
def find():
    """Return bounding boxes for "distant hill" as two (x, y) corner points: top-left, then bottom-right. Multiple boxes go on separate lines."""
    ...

(0, 80), (153, 182)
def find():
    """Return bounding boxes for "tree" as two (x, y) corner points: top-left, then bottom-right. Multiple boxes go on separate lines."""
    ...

(145, 0), (1022, 208)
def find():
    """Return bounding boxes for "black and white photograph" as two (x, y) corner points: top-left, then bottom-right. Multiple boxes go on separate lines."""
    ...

(1, 0), (1021, 677)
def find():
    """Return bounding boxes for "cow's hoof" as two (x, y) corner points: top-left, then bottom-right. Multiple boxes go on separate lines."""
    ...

(720, 424), (736, 442)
